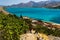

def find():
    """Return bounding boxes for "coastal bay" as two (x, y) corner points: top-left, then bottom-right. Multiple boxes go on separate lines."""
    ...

(5, 8), (60, 24)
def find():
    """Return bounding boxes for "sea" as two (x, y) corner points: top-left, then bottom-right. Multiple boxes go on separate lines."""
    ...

(5, 8), (60, 24)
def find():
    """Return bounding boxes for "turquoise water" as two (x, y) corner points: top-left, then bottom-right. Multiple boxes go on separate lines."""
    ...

(5, 8), (60, 24)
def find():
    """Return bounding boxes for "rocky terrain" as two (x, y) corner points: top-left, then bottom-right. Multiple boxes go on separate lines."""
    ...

(20, 32), (60, 40)
(48, 35), (60, 40)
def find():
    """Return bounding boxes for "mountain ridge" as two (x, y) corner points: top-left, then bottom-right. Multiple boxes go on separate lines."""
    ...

(6, 1), (60, 8)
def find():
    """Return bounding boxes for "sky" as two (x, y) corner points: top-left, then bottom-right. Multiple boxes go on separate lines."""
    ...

(0, 0), (60, 6)
(0, 0), (48, 6)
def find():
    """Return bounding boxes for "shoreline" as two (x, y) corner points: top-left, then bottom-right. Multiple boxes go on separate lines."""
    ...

(26, 16), (60, 25)
(0, 6), (9, 15)
(23, 16), (60, 29)
(23, 16), (60, 25)
(43, 20), (60, 25)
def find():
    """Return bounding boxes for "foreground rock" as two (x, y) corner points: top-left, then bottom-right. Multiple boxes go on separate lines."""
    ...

(20, 33), (60, 40)
(20, 32), (49, 40)
(48, 35), (60, 40)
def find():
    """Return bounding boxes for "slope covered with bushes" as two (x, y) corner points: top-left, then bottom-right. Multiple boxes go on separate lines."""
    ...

(0, 11), (60, 40)
(0, 11), (29, 40)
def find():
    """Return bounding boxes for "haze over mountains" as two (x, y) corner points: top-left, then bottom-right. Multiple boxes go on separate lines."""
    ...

(7, 0), (60, 8)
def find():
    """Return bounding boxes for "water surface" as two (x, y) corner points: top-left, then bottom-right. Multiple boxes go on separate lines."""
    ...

(5, 8), (60, 24)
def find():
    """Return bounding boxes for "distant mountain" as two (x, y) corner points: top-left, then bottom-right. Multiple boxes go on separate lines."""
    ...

(6, 1), (60, 8)
(44, 1), (60, 7)
(49, 0), (60, 1)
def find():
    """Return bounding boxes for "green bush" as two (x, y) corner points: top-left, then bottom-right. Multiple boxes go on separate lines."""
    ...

(0, 12), (29, 40)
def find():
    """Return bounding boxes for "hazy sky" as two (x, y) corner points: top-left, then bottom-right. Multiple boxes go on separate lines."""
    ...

(0, 0), (48, 6)
(0, 0), (60, 6)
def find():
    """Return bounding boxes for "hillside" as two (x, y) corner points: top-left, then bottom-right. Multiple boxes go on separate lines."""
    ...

(0, 7), (60, 40)
(0, 7), (30, 40)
